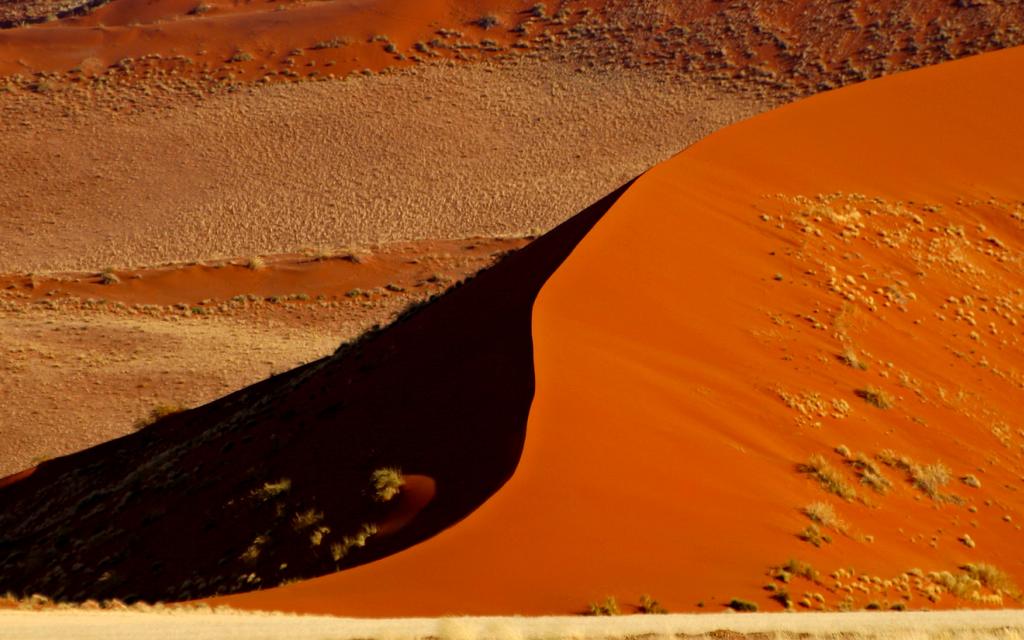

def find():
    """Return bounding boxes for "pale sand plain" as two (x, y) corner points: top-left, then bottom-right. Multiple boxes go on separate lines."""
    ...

(2, 609), (1024, 640)
(0, 60), (765, 273)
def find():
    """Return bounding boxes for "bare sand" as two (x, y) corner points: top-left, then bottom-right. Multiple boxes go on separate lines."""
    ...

(2, 609), (1024, 640)
(0, 59), (764, 273)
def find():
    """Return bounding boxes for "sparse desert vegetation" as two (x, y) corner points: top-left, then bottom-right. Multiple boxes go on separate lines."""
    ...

(796, 454), (858, 501)
(370, 467), (405, 502)
(1, 0), (1024, 624)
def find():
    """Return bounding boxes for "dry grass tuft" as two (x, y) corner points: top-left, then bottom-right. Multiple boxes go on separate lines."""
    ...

(637, 593), (666, 614)
(962, 563), (1020, 598)
(839, 449), (892, 494)
(770, 559), (820, 584)
(132, 403), (185, 430)
(239, 535), (267, 563)
(586, 596), (620, 616)
(877, 450), (957, 502)
(370, 467), (405, 502)
(309, 525), (331, 547)
(796, 454), (857, 500)
(854, 386), (893, 409)
(798, 524), (831, 547)
(330, 523), (379, 562)
(250, 478), (291, 501)
(291, 508), (323, 531)
(726, 598), (758, 612)
(245, 256), (266, 270)
(837, 348), (868, 370)
(802, 501), (846, 532)
(98, 268), (120, 285)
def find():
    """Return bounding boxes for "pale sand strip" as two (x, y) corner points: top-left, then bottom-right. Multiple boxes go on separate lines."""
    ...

(2, 609), (1023, 640)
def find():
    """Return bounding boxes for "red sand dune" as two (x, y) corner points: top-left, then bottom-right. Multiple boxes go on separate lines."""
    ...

(3, 43), (1023, 616)
(218, 46), (1024, 614)
(0, 185), (623, 604)
(0, 0), (550, 78)
(2, 0), (1022, 95)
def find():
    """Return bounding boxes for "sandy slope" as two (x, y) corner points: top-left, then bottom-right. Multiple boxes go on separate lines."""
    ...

(3, 609), (1024, 640)
(217, 45), (1024, 615)
(0, 238), (519, 476)
(0, 191), (621, 604)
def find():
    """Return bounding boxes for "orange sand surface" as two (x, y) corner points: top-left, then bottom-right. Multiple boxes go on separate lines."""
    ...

(219, 46), (1024, 615)
(0, 0), (555, 78)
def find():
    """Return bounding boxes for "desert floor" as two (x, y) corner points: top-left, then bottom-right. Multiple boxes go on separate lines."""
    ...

(3, 609), (1024, 640)
(3, 0), (1024, 623)
(0, 59), (765, 476)
(0, 236), (524, 476)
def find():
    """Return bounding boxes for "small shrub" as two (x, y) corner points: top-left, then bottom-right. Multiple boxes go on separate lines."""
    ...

(838, 348), (868, 370)
(251, 479), (291, 500)
(475, 13), (500, 29)
(240, 535), (267, 563)
(878, 450), (958, 502)
(802, 501), (845, 531)
(798, 524), (830, 547)
(330, 523), (379, 562)
(311, 37), (348, 49)
(310, 525), (331, 547)
(528, 3), (547, 18)
(913, 462), (952, 499)
(29, 79), (53, 94)
(962, 563), (1020, 597)
(99, 268), (120, 285)
(771, 559), (819, 583)
(133, 403), (185, 430)
(189, 3), (211, 14)
(245, 256), (266, 270)
(340, 248), (367, 263)
(769, 588), (792, 609)
(370, 467), (405, 502)
(844, 451), (892, 494)
(855, 386), (893, 409)
(292, 509), (323, 531)
(637, 594), (666, 614)
(727, 598), (758, 612)
(227, 51), (253, 63)
(586, 596), (619, 616)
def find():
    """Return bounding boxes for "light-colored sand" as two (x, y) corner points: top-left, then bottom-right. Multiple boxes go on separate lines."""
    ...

(0, 59), (764, 273)
(2, 609), (1024, 640)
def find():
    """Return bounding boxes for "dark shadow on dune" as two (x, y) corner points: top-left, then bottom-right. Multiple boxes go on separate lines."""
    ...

(0, 180), (633, 604)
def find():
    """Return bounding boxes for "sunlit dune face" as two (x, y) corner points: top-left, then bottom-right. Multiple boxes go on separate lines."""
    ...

(215, 45), (1024, 616)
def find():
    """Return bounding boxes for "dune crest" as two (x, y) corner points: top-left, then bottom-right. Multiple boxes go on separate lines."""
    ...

(218, 45), (1024, 615)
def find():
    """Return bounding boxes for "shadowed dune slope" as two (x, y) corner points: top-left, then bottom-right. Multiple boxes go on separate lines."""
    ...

(219, 46), (1024, 615)
(0, 185), (625, 603)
